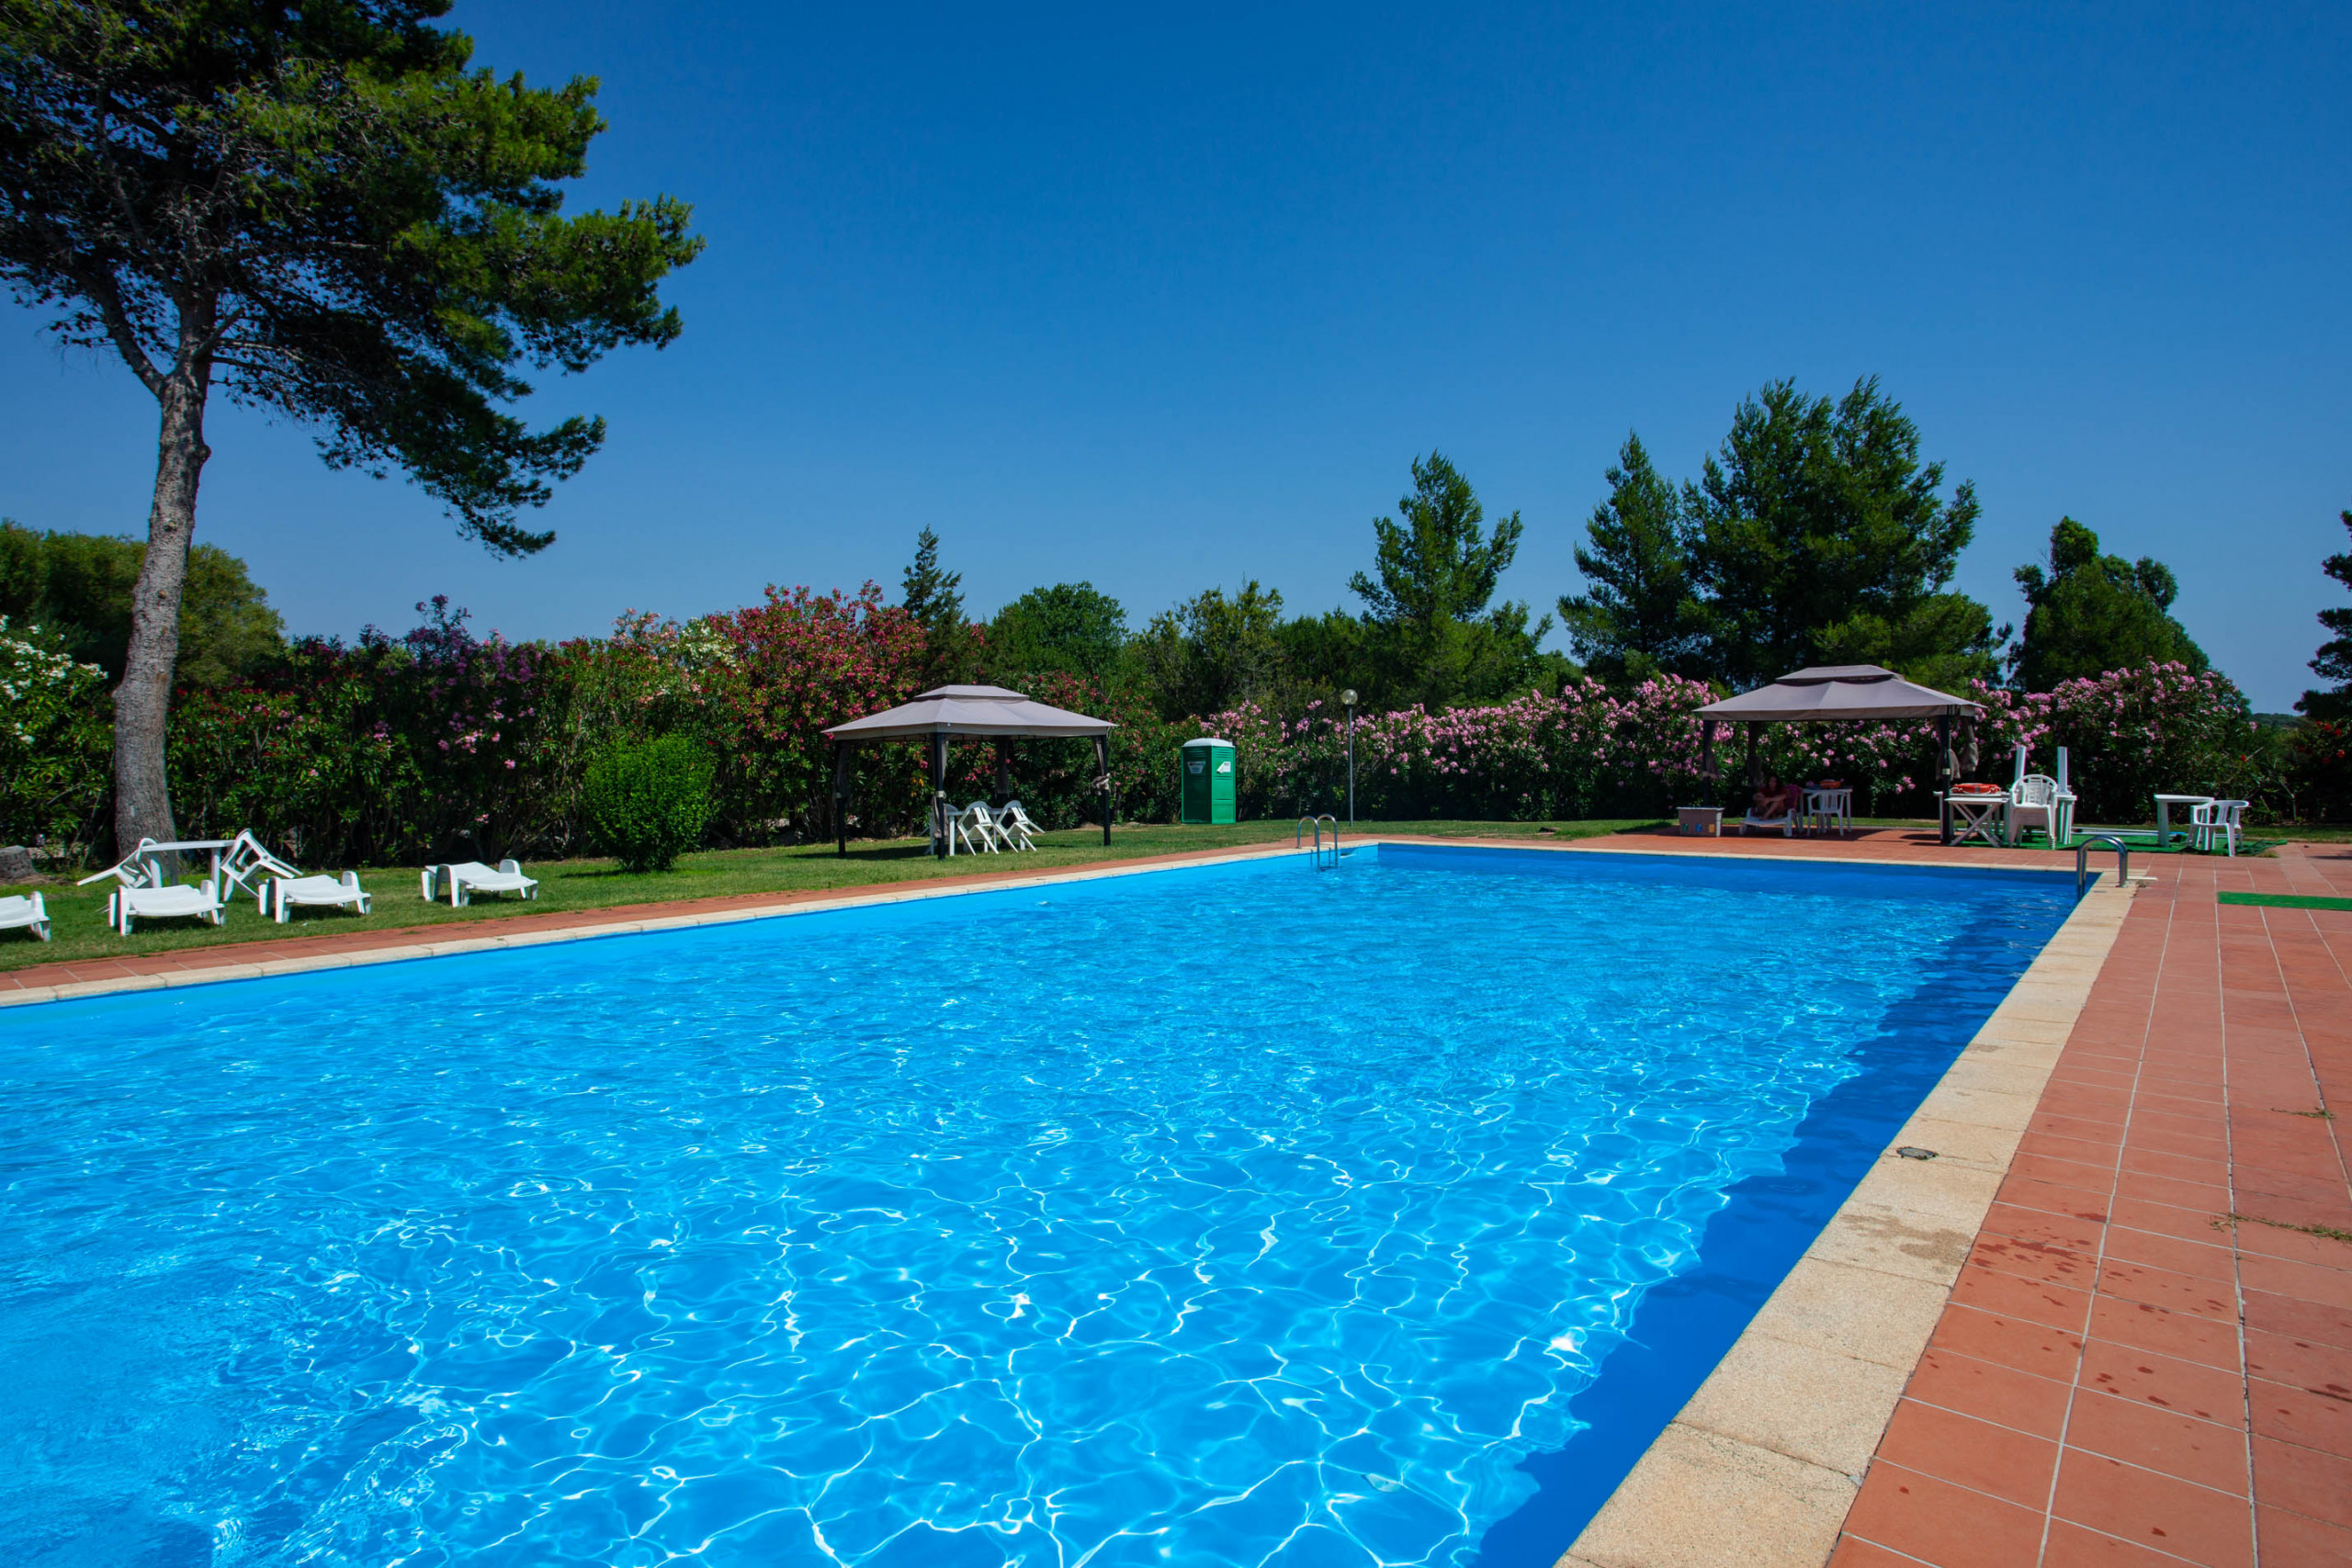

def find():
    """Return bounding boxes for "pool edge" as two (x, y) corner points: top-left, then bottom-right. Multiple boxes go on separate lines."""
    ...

(0, 841), (1318, 1009)
(1554, 869), (2138, 1568)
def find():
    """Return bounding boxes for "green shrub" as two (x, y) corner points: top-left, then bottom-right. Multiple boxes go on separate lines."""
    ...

(583, 734), (714, 871)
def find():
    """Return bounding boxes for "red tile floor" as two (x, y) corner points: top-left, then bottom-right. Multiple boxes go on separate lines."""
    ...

(1832, 841), (2352, 1568)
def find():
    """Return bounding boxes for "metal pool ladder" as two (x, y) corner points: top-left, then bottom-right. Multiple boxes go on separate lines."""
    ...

(2076, 834), (2132, 895)
(1296, 814), (1340, 869)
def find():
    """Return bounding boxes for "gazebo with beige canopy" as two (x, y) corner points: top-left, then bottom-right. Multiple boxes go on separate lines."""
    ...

(822, 685), (1117, 857)
(1696, 664), (1984, 844)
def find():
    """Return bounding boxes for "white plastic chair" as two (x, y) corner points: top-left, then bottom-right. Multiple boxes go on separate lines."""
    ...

(76, 837), (171, 892)
(267, 871), (371, 921)
(2008, 774), (2064, 846)
(107, 878), (225, 934)
(2191, 799), (2248, 857)
(995, 799), (1041, 851)
(0, 892), (51, 942)
(220, 830), (302, 906)
(951, 802), (1005, 855)
(422, 860), (539, 906)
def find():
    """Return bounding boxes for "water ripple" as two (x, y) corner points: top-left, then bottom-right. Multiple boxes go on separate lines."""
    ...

(0, 848), (2071, 1566)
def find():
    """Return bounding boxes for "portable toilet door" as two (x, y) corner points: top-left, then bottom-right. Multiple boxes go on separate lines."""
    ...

(1180, 738), (1238, 824)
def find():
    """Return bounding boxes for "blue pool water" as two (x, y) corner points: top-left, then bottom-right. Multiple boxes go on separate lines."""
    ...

(0, 845), (2075, 1567)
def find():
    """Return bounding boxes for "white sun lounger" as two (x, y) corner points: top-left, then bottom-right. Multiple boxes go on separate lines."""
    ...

(422, 860), (539, 907)
(266, 871), (371, 921)
(107, 878), (226, 934)
(0, 892), (51, 942)
(1739, 809), (1794, 837)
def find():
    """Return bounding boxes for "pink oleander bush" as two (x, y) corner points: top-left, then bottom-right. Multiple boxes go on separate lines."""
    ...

(1189, 661), (2267, 827)
(6, 603), (2289, 867)
(1195, 675), (1724, 821)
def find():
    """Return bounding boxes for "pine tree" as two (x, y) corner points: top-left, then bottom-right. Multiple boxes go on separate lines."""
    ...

(1349, 452), (1551, 707)
(0, 2), (700, 849)
(2011, 519), (2206, 691)
(1556, 434), (1704, 682)
(2297, 505), (2352, 722)
(900, 528), (974, 687)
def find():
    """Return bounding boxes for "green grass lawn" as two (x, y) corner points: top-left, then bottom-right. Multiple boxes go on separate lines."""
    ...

(0, 818), (1663, 974)
(9, 809), (2339, 976)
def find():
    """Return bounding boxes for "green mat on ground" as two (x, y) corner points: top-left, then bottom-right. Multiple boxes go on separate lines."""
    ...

(2058, 834), (2284, 856)
(2217, 892), (2352, 912)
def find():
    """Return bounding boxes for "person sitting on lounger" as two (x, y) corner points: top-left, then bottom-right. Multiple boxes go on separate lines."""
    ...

(1752, 776), (1802, 818)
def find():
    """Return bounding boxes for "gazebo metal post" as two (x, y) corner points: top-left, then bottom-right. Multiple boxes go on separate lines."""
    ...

(1094, 735), (1112, 846)
(831, 740), (850, 858)
(1743, 722), (1760, 789)
(930, 731), (951, 857)
(1936, 711), (1953, 845)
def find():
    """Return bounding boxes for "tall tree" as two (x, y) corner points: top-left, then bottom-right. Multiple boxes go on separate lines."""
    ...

(986, 581), (1126, 686)
(1350, 452), (1552, 707)
(0, 1), (701, 851)
(2296, 505), (2352, 722)
(1557, 434), (1704, 682)
(2010, 518), (2207, 691)
(0, 520), (282, 684)
(899, 527), (975, 686)
(1684, 378), (1996, 690)
(1132, 581), (1287, 720)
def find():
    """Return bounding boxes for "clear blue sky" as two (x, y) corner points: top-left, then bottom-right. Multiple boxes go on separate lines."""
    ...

(3, 3), (2345, 709)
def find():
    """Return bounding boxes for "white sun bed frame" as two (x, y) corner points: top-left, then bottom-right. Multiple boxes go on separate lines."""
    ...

(107, 878), (226, 934)
(0, 892), (51, 942)
(266, 871), (372, 921)
(422, 860), (539, 907)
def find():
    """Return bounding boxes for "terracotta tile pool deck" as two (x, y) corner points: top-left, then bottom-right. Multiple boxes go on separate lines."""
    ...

(5, 828), (2346, 1565)
(1815, 838), (2352, 1568)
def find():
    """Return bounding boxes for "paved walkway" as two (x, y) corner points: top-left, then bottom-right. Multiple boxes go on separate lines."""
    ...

(1831, 842), (2352, 1568)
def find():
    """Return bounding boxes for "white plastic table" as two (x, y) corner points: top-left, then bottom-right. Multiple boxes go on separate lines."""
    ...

(128, 837), (235, 886)
(1940, 793), (2008, 848)
(1804, 787), (1854, 836)
(2153, 794), (2212, 849)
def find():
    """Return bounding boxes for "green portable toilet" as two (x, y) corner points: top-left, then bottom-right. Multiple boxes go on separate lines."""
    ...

(1180, 738), (1238, 824)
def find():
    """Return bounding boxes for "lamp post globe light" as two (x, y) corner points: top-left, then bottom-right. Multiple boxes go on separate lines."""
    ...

(1340, 689), (1358, 825)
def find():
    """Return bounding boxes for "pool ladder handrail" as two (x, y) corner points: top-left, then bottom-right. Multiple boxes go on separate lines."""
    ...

(2076, 833), (2132, 895)
(1295, 814), (1340, 869)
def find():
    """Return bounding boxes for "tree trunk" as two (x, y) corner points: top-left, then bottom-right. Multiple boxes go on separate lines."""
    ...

(112, 367), (211, 853)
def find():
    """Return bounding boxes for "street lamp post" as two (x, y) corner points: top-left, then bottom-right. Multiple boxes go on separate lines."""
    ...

(1340, 688), (1358, 825)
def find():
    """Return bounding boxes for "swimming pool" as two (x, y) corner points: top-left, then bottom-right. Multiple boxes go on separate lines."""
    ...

(0, 844), (2076, 1567)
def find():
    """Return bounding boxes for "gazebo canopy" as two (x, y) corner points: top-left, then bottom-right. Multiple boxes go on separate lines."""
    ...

(823, 684), (1114, 741)
(823, 685), (1118, 856)
(1697, 664), (1981, 722)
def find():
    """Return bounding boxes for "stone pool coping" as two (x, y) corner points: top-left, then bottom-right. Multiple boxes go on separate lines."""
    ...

(0, 829), (2120, 1567)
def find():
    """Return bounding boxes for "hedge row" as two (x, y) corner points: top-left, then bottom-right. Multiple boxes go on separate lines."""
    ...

(6, 590), (2346, 870)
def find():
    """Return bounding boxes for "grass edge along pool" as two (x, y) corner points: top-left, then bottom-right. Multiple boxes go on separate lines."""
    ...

(0, 841), (2079, 1568)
